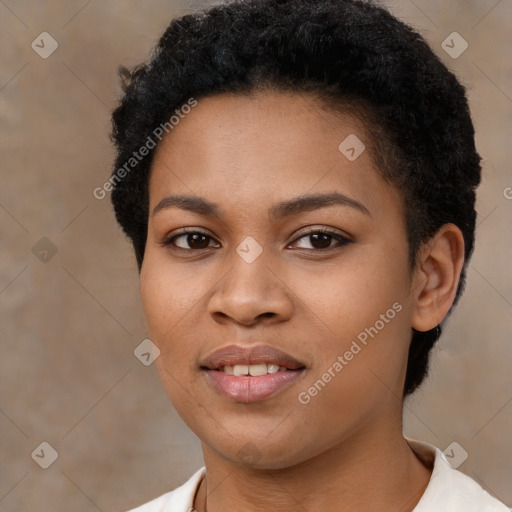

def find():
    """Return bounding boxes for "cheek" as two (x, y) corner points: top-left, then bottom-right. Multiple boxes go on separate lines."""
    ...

(140, 258), (203, 414)
(139, 250), (202, 338)
(290, 243), (411, 397)
(295, 245), (408, 334)
(139, 250), (222, 385)
(295, 309), (410, 441)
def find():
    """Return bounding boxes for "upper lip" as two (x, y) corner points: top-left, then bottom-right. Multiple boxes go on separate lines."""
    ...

(200, 344), (306, 370)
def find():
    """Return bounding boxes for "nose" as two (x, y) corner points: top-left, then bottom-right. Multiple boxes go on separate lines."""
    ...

(207, 249), (293, 327)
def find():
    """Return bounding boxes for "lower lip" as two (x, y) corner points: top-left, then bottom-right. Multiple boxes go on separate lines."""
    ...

(204, 369), (305, 403)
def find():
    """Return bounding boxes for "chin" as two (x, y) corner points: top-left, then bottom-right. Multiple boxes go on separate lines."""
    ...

(204, 432), (314, 471)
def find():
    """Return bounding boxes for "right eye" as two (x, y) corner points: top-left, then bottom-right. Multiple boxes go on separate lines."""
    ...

(161, 229), (220, 251)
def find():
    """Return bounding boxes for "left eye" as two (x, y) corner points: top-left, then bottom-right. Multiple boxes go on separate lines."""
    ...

(290, 230), (351, 250)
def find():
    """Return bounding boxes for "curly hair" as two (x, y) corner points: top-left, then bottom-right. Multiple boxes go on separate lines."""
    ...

(109, 0), (481, 396)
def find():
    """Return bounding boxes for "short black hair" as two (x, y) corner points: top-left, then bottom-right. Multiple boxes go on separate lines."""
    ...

(109, 0), (481, 396)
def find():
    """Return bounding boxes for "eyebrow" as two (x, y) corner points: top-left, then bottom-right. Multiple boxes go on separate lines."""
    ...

(151, 192), (371, 220)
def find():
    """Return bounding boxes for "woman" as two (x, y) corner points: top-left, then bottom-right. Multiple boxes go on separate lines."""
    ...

(109, 0), (509, 510)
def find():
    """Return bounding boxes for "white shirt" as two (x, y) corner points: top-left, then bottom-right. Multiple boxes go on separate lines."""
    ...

(125, 439), (510, 511)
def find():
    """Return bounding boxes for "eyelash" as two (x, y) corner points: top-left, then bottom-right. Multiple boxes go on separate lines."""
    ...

(160, 227), (352, 253)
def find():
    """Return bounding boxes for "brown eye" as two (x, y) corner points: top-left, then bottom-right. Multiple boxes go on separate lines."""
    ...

(162, 230), (219, 250)
(309, 232), (333, 249)
(181, 233), (211, 249)
(290, 229), (352, 251)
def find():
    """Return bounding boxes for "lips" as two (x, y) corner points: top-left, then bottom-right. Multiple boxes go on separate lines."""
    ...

(200, 344), (305, 370)
(200, 344), (306, 403)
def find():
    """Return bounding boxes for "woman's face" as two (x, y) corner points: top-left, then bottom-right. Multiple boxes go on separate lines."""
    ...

(140, 91), (418, 469)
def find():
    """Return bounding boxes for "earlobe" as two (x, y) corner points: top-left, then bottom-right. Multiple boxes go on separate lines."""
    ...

(411, 224), (465, 332)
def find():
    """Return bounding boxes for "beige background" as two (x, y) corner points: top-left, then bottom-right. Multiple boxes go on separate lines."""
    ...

(0, 0), (511, 510)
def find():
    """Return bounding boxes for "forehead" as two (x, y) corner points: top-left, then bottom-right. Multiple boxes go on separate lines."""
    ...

(148, 91), (399, 220)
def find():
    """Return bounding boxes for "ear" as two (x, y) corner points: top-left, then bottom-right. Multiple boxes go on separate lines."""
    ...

(411, 223), (465, 332)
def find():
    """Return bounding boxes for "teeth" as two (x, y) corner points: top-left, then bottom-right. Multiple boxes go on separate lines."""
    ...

(233, 364), (249, 376)
(249, 364), (267, 376)
(222, 363), (290, 376)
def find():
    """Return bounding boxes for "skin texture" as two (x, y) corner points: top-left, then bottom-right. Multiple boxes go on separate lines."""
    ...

(139, 91), (465, 512)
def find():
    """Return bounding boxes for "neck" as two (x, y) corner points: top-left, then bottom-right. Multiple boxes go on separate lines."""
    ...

(194, 420), (432, 512)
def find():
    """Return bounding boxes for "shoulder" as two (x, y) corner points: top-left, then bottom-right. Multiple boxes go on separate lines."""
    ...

(407, 439), (510, 512)
(123, 466), (206, 512)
